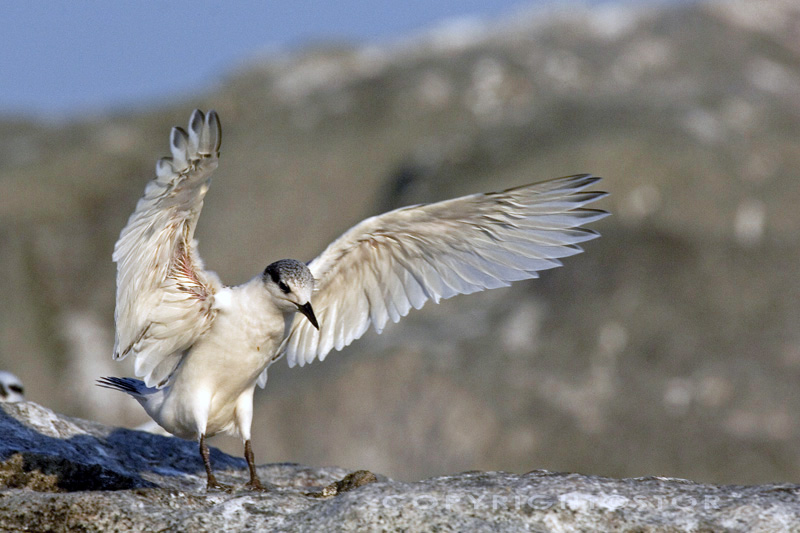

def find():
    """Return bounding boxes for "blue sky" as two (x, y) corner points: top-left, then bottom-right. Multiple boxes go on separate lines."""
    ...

(1, 1), (677, 119)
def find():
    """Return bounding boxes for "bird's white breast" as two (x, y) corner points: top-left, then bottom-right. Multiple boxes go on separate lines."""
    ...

(156, 279), (287, 438)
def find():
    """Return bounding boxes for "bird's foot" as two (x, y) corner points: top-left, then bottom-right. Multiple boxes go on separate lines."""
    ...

(206, 476), (234, 493)
(306, 470), (378, 498)
(244, 478), (268, 492)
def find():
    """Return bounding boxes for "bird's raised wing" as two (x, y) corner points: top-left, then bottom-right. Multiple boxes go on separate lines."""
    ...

(281, 174), (608, 368)
(113, 110), (223, 387)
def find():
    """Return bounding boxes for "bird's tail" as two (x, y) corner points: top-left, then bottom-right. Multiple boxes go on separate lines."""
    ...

(96, 376), (157, 400)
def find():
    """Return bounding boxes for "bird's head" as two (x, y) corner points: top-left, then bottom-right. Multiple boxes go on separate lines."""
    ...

(262, 259), (319, 330)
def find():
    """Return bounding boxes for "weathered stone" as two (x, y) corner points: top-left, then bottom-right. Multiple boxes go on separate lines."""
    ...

(1, 402), (799, 532)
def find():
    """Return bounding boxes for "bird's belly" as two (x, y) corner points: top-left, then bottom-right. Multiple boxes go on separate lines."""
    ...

(160, 321), (283, 438)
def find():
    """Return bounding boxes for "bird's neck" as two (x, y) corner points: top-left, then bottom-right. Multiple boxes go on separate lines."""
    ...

(220, 279), (280, 316)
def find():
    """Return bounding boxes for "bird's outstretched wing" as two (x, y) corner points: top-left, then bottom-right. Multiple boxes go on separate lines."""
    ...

(281, 174), (608, 368)
(113, 109), (223, 387)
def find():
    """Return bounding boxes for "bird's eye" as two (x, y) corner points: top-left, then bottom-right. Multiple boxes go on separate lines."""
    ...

(9, 385), (23, 394)
(278, 281), (291, 294)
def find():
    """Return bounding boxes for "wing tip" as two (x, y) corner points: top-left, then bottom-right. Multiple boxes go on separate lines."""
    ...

(166, 109), (222, 165)
(188, 109), (205, 152)
(567, 173), (600, 184)
(189, 109), (205, 133)
(500, 173), (606, 198)
(574, 208), (611, 224)
(201, 110), (222, 155)
(561, 174), (606, 195)
(170, 127), (190, 170)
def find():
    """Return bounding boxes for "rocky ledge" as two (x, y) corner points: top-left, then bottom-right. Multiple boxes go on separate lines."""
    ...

(0, 402), (798, 532)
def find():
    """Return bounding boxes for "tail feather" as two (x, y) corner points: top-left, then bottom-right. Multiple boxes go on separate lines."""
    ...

(96, 376), (156, 399)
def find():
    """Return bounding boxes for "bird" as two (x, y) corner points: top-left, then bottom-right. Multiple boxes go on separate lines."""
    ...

(99, 109), (608, 492)
(0, 371), (25, 403)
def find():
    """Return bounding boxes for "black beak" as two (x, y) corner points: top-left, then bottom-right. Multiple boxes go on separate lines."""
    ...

(297, 302), (319, 330)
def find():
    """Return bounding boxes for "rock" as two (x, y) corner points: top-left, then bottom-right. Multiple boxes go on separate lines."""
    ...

(4, 0), (800, 487)
(1, 402), (798, 532)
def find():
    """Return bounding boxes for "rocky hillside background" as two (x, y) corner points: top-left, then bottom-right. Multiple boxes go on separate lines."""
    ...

(2, 0), (800, 485)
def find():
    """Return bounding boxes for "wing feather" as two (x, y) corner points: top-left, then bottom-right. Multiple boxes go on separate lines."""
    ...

(283, 174), (608, 368)
(113, 110), (223, 387)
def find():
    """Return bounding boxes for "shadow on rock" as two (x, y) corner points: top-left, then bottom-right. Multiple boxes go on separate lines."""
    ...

(0, 401), (244, 491)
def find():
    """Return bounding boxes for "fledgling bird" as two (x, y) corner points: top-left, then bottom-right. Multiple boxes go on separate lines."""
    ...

(99, 109), (608, 492)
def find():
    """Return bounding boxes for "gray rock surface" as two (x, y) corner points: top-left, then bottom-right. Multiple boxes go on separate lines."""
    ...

(1, 402), (799, 532)
(2, 0), (800, 489)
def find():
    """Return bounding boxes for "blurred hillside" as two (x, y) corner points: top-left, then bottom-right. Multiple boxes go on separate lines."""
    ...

(2, 0), (800, 484)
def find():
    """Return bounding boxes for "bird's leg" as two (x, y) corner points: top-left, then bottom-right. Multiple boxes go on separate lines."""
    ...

(200, 433), (232, 492)
(243, 439), (266, 491)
